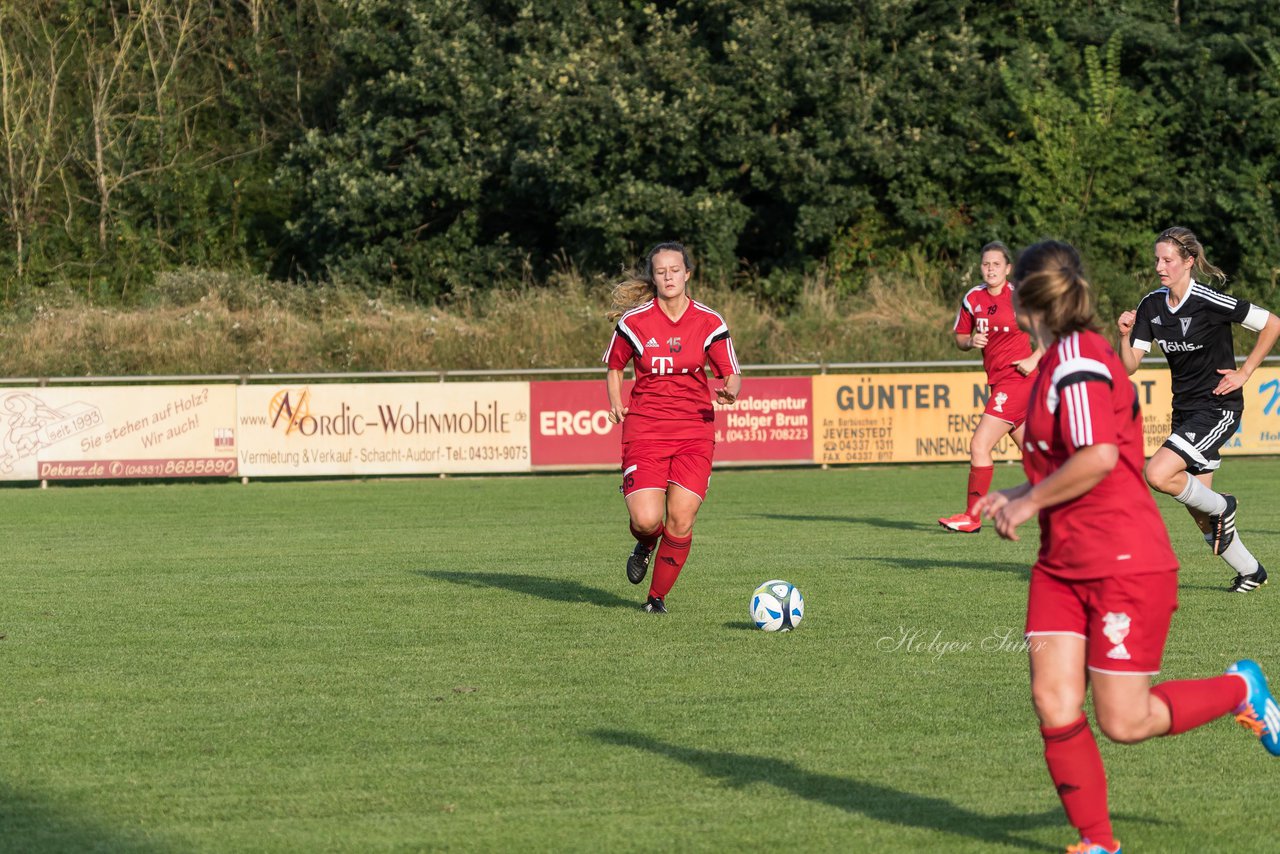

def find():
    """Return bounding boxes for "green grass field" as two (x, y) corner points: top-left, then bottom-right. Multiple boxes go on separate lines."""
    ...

(3, 463), (1278, 852)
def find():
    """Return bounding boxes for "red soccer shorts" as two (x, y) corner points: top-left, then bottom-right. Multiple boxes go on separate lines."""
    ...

(1025, 567), (1178, 675)
(620, 438), (714, 501)
(985, 375), (1033, 427)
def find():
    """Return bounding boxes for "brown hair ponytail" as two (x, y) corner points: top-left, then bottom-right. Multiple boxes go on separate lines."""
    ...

(1012, 240), (1099, 338)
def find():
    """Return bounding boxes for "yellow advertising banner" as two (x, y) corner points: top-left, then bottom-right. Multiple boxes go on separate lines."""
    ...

(810, 368), (1272, 464)
(812, 373), (1024, 465)
(235, 382), (532, 477)
(0, 385), (237, 480)
(1221, 366), (1280, 457)
(1080, 366), (1280, 458)
(1132, 369), (1173, 457)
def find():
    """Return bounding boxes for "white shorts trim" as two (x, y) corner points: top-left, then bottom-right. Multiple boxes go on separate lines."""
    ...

(1024, 631), (1088, 640)
(1087, 665), (1161, 676)
(667, 479), (706, 502)
(1167, 433), (1223, 470)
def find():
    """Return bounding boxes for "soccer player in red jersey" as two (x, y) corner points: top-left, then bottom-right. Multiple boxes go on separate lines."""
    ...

(1117, 226), (1280, 592)
(939, 242), (1042, 533)
(601, 242), (741, 614)
(975, 241), (1279, 854)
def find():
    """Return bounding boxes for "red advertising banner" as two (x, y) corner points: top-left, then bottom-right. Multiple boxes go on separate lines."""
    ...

(713, 376), (814, 462)
(529, 379), (621, 469)
(529, 376), (814, 469)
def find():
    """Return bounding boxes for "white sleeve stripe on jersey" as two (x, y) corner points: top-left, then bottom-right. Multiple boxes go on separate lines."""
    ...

(1051, 356), (1112, 388)
(1131, 338), (1153, 353)
(953, 286), (984, 331)
(702, 322), (729, 351)
(1189, 282), (1238, 310)
(691, 300), (728, 326)
(615, 317), (644, 357)
(1244, 305), (1270, 333)
(1065, 378), (1094, 447)
(725, 338), (740, 374)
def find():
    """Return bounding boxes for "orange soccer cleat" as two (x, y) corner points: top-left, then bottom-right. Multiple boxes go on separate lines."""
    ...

(938, 512), (981, 533)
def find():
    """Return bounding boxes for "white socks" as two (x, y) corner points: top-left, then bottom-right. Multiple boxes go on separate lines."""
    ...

(1176, 475), (1228, 515)
(1221, 535), (1261, 576)
(1178, 476), (1258, 574)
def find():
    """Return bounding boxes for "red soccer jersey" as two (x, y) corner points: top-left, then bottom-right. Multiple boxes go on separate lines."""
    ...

(602, 299), (740, 442)
(953, 283), (1035, 387)
(1020, 329), (1177, 579)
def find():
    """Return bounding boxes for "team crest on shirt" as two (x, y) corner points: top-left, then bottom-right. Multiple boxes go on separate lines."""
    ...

(993, 392), (1008, 413)
(667, 336), (682, 353)
(1180, 317), (1193, 335)
(1103, 612), (1131, 661)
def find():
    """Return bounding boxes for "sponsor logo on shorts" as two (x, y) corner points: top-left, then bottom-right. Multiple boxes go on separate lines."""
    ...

(1103, 611), (1132, 661)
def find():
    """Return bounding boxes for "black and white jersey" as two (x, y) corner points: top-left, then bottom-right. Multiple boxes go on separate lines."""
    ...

(1129, 281), (1270, 413)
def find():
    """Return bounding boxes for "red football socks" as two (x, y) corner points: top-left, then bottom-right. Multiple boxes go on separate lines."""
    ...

(965, 465), (994, 516)
(1151, 674), (1247, 735)
(648, 531), (692, 600)
(1041, 715), (1115, 850)
(630, 521), (663, 551)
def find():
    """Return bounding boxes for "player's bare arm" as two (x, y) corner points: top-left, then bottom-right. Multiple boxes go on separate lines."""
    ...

(1115, 310), (1143, 375)
(971, 481), (1030, 520)
(990, 444), (1119, 541)
(955, 331), (988, 351)
(1214, 311), (1280, 395)
(715, 373), (742, 405)
(606, 368), (629, 423)
(1012, 346), (1044, 377)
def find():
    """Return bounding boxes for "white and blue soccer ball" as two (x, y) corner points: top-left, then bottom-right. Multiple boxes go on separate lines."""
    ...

(750, 579), (803, 632)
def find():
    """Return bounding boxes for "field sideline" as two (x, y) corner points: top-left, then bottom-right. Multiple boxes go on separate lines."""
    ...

(3, 463), (1278, 852)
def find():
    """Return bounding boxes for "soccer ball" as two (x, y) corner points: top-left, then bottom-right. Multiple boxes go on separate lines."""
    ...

(750, 579), (803, 632)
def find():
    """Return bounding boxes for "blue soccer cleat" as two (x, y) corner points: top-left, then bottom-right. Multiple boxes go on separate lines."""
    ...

(1226, 659), (1280, 756)
(1066, 841), (1121, 854)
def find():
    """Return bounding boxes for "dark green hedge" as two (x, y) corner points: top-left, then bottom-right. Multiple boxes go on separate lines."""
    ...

(4, 1), (1280, 310)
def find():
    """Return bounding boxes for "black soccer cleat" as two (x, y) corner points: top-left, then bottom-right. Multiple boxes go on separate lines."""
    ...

(627, 542), (653, 585)
(1209, 493), (1238, 556)
(642, 595), (667, 614)
(1230, 564), (1268, 593)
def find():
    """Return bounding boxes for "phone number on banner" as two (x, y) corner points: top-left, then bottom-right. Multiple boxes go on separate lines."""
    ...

(37, 457), (237, 479)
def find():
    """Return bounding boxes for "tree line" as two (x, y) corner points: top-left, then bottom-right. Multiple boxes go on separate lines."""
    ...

(3, 0), (1280, 314)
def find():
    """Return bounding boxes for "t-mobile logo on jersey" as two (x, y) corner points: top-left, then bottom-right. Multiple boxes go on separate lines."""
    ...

(650, 356), (675, 375)
(976, 318), (989, 333)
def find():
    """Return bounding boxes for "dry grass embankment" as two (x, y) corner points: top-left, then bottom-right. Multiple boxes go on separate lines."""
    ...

(0, 267), (963, 378)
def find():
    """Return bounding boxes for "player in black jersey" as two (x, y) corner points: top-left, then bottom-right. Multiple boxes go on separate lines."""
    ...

(1117, 226), (1280, 592)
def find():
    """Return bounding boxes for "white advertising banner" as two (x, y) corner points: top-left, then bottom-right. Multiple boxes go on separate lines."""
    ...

(0, 385), (238, 480)
(235, 382), (532, 477)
